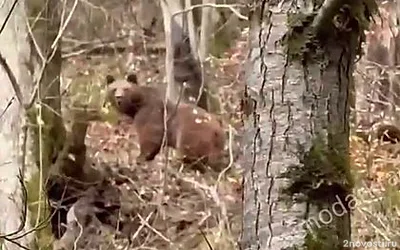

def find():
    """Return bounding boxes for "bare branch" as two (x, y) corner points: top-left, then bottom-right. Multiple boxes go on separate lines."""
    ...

(171, 3), (248, 21)
(0, 0), (18, 35)
(51, 0), (79, 50)
(0, 52), (24, 105)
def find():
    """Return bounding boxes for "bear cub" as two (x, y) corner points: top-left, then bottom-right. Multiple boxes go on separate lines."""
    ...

(105, 73), (226, 168)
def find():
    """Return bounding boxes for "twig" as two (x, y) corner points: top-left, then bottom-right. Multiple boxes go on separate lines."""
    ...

(35, 68), (44, 228)
(357, 207), (391, 242)
(0, 97), (15, 120)
(0, 170), (28, 239)
(137, 212), (172, 243)
(51, 0), (79, 50)
(2, 237), (30, 250)
(131, 211), (154, 243)
(73, 218), (84, 250)
(199, 228), (214, 250)
(115, 173), (147, 203)
(0, 52), (24, 105)
(171, 3), (248, 21)
(217, 124), (234, 184)
(0, 0), (18, 35)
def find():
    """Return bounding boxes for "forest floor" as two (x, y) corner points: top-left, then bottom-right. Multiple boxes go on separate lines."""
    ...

(59, 29), (248, 249)
(350, 136), (400, 249)
(58, 25), (400, 250)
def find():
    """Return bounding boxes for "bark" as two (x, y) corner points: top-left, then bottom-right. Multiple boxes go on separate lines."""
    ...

(160, 0), (178, 103)
(27, 0), (65, 179)
(241, 1), (373, 249)
(0, 1), (34, 249)
(25, 0), (68, 246)
(185, 0), (198, 59)
(198, 0), (214, 62)
(26, 0), (103, 246)
(160, 0), (209, 110)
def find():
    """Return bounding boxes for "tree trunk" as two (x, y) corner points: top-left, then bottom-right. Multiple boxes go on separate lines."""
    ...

(26, 1), (103, 247)
(198, 0), (214, 62)
(25, 1), (67, 245)
(0, 1), (34, 249)
(185, 0), (198, 58)
(241, 1), (375, 249)
(136, 0), (159, 37)
(160, 0), (209, 110)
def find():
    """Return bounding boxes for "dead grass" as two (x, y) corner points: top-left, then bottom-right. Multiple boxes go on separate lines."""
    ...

(57, 16), (400, 250)
(56, 28), (248, 250)
(350, 135), (400, 249)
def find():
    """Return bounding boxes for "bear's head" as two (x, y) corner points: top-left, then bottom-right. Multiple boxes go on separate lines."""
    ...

(105, 73), (145, 118)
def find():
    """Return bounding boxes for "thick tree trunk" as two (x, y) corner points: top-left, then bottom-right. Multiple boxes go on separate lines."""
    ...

(0, 1), (34, 249)
(241, 1), (373, 249)
(241, 5), (310, 248)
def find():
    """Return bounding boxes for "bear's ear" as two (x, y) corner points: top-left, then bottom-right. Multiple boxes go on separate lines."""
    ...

(106, 75), (115, 85)
(126, 73), (138, 85)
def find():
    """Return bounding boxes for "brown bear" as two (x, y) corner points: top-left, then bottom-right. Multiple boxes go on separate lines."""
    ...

(105, 73), (226, 168)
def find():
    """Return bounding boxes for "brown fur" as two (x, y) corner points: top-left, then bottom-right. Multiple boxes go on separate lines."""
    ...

(105, 73), (226, 167)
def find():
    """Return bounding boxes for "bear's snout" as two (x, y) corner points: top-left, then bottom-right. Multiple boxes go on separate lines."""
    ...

(115, 96), (124, 106)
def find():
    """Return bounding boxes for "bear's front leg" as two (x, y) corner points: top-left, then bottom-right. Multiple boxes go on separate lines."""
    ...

(135, 124), (165, 165)
(135, 153), (149, 165)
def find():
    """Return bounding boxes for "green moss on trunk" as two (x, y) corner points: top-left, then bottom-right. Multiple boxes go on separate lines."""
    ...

(26, 173), (53, 250)
(278, 1), (378, 248)
(25, 0), (66, 248)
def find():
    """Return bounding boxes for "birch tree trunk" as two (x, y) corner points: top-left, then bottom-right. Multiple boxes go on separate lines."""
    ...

(0, 1), (34, 249)
(241, 1), (375, 249)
